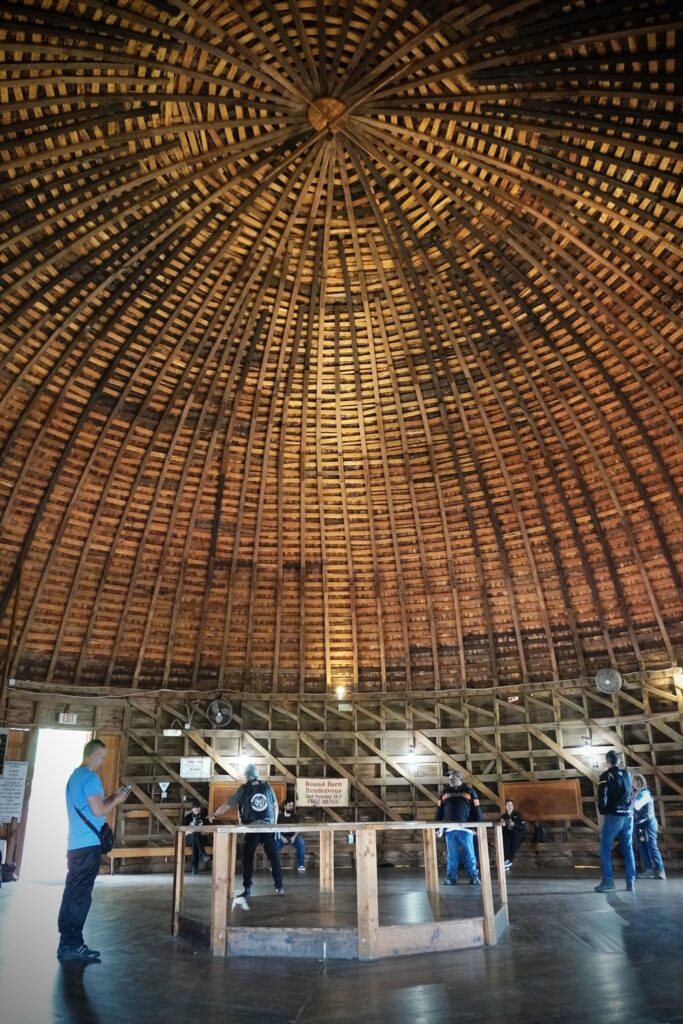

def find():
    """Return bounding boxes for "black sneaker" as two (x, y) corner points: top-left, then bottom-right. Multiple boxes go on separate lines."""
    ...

(443, 876), (458, 886)
(58, 944), (101, 963)
(594, 880), (615, 893)
(238, 887), (252, 898)
(275, 887), (285, 895)
(470, 875), (481, 886)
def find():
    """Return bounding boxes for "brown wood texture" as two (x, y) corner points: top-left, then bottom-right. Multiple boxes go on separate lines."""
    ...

(500, 780), (583, 821)
(0, 0), (680, 699)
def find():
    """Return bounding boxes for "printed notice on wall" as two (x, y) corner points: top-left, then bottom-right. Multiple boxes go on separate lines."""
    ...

(0, 761), (28, 823)
(180, 756), (212, 780)
(295, 777), (350, 807)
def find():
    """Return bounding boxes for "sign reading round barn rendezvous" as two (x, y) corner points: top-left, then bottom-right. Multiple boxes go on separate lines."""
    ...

(295, 777), (350, 807)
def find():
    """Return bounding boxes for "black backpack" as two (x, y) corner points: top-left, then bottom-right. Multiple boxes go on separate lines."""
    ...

(533, 823), (547, 843)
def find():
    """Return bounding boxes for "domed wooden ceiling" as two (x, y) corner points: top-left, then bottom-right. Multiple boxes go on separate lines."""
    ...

(0, 0), (681, 695)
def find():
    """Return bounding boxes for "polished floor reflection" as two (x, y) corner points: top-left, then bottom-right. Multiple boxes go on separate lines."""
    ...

(0, 869), (681, 1024)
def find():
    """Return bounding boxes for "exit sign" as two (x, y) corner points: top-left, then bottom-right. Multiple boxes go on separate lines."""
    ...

(58, 712), (78, 725)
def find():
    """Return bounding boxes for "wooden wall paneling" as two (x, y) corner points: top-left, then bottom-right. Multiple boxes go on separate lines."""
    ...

(500, 781), (582, 821)
(21, 679), (677, 866)
(299, 731), (401, 821)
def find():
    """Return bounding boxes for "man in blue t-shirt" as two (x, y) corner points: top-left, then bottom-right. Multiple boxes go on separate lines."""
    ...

(57, 738), (128, 962)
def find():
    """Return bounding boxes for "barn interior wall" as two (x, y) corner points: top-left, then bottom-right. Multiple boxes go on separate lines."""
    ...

(2, 670), (681, 872)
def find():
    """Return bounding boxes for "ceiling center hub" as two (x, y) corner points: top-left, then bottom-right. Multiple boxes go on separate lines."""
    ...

(307, 96), (348, 133)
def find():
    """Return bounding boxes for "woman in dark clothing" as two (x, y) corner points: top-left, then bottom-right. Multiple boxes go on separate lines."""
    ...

(184, 803), (212, 874)
(500, 800), (525, 869)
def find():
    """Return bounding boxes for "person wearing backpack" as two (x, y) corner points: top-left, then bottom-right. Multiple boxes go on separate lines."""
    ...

(594, 749), (636, 893)
(211, 763), (283, 896)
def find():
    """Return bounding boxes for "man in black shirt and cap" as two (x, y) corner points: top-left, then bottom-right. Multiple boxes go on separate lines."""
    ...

(211, 764), (284, 897)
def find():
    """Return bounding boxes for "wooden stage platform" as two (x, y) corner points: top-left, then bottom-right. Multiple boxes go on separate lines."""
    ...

(173, 822), (509, 959)
(177, 865), (508, 959)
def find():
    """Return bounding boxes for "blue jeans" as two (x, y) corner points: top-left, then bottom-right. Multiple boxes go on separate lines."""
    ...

(600, 814), (635, 883)
(634, 818), (664, 873)
(276, 835), (306, 868)
(445, 829), (477, 878)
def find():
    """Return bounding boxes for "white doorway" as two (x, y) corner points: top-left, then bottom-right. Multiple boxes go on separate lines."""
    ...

(20, 729), (91, 882)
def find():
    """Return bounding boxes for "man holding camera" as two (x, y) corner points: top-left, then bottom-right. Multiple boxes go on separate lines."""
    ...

(57, 738), (129, 963)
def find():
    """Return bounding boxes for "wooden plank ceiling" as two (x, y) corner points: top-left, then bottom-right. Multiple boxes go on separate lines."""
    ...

(0, 0), (681, 695)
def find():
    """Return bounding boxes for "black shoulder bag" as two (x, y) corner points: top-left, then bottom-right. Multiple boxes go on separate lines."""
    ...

(69, 786), (115, 853)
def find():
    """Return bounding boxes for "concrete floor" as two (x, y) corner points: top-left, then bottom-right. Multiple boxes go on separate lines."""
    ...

(1, 868), (681, 1024)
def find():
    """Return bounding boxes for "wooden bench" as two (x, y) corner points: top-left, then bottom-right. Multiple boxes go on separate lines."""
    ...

(108, 844), (215, 875)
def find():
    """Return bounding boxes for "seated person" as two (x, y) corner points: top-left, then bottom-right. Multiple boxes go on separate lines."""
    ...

(276, 800), (306, 872)
(184, 803), (211, 875)
(500, 800), (525, 869)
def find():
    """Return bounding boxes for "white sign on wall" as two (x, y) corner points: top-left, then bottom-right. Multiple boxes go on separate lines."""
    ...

(179, 756), (212, 780)
(0, 761), (28, 823)
(295, 777), (350, 807)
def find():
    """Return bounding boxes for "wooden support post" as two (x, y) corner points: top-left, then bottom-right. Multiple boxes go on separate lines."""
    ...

(319, 828), (334, 893)
(422, 826), (439, 892)
(171, 829), (185, 937)
(356, 829), (379, 961)
(226, 831), (237, 900)
(494, 824), (508, 918)
(210, 830), (231, 957)
(477, 824), (496, 946)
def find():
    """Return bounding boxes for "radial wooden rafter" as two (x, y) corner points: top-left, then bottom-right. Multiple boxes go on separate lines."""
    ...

(0, 0), (681, 697)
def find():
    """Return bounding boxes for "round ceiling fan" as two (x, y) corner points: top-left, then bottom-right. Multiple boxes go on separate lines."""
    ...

(595, 668), (623, 694)
(206, 696), (234, 727)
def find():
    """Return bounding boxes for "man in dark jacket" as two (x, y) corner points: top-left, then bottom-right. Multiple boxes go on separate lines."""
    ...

(184, 803), (212, 875)
(595, 749), (636, 893)
(435, 770), (483, 885)
(211, 764), (283, 897)
(500, 800), (525, 869)
(276, 799), (306, 871)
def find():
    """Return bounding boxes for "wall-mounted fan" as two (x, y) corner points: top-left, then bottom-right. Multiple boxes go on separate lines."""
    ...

(595, 668), (623, 694)
(206, 696), (233, 727)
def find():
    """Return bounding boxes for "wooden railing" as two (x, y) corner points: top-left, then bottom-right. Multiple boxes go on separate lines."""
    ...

(172, 821), (508, 959)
